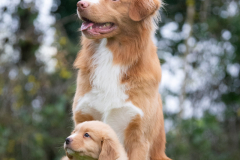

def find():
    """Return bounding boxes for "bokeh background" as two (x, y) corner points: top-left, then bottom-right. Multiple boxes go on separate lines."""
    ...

(0, 0), (240, 159)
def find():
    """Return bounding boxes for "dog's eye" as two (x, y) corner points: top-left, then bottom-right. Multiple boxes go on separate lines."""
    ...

(112, 0), (119, 1)
(84, 133), (90, 138)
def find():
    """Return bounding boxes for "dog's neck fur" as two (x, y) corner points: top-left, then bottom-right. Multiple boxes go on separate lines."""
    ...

(82, 17), (156, 66)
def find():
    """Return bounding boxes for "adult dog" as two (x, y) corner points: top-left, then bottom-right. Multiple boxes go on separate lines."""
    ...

(72, 0), (170, 159)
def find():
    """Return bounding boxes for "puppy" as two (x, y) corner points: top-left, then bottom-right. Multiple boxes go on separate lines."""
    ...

(73, 0), (170, 159)
(63, 121), (128, 160)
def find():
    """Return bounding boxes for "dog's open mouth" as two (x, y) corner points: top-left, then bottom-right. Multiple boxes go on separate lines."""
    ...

(81, 17), (116, 35)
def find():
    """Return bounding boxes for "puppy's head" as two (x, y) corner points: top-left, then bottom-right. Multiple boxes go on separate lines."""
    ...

(77, 0), (162, 39)
(64, 121), (119, 160)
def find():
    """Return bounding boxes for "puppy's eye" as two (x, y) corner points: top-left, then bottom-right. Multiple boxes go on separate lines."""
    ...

(112, 0), (119, 1)
(84, 133), (90, 138)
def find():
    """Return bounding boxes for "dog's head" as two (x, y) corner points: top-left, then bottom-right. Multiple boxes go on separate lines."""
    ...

(64, 121), (119, 160)
(77, 0), (161, 39)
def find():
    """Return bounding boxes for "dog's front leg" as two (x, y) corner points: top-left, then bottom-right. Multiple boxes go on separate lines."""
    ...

(103, 103), (144, 145)
(127, 141), (150, 160)
(125, 132), (150, 160)
(123, 115), (150, 160)
(72, 93), (102, 126)
(72, 93), (92, 125)
(73, 110), (94, 126)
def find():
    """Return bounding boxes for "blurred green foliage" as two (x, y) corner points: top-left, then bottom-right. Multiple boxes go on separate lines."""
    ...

(0, 0), (239, 160)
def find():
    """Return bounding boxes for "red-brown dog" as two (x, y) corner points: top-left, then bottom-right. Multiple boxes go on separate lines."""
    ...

(72, 0), (170, 159)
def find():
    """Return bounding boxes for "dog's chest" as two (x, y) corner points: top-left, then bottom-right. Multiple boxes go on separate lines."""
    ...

(76, 39), (143, 144)
(79, 39), (128, 113)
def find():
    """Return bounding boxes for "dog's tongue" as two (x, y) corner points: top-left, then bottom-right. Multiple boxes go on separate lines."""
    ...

(81, 21), (113, 34)
(81, 21), (94, 31)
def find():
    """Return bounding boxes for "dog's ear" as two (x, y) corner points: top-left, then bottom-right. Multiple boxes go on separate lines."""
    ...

(99, 139), (118, 160)
(129, 0), (161, 21)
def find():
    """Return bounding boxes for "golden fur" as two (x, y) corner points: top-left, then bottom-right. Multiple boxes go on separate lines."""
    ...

(63, 121), (128, 160)
(72, 0), (171, 159)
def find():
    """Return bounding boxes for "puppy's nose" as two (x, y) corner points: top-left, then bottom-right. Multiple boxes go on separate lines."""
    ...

(65, 138), (73, 145)
(77, 1), (89, 11)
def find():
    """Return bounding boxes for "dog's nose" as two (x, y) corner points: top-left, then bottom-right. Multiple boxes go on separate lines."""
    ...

(77, 1), (89, 11)
(65, 138), (73, 145)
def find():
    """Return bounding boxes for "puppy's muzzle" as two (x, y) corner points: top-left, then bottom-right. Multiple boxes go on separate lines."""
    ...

(65, 138), (73, 145)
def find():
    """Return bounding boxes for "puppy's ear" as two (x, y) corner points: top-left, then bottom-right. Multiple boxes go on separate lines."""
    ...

(129, 0), (161, 21)
(99, 139), (118, 160)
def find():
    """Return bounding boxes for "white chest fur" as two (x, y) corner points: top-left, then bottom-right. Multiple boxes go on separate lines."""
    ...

(75, 39), (143, 144)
